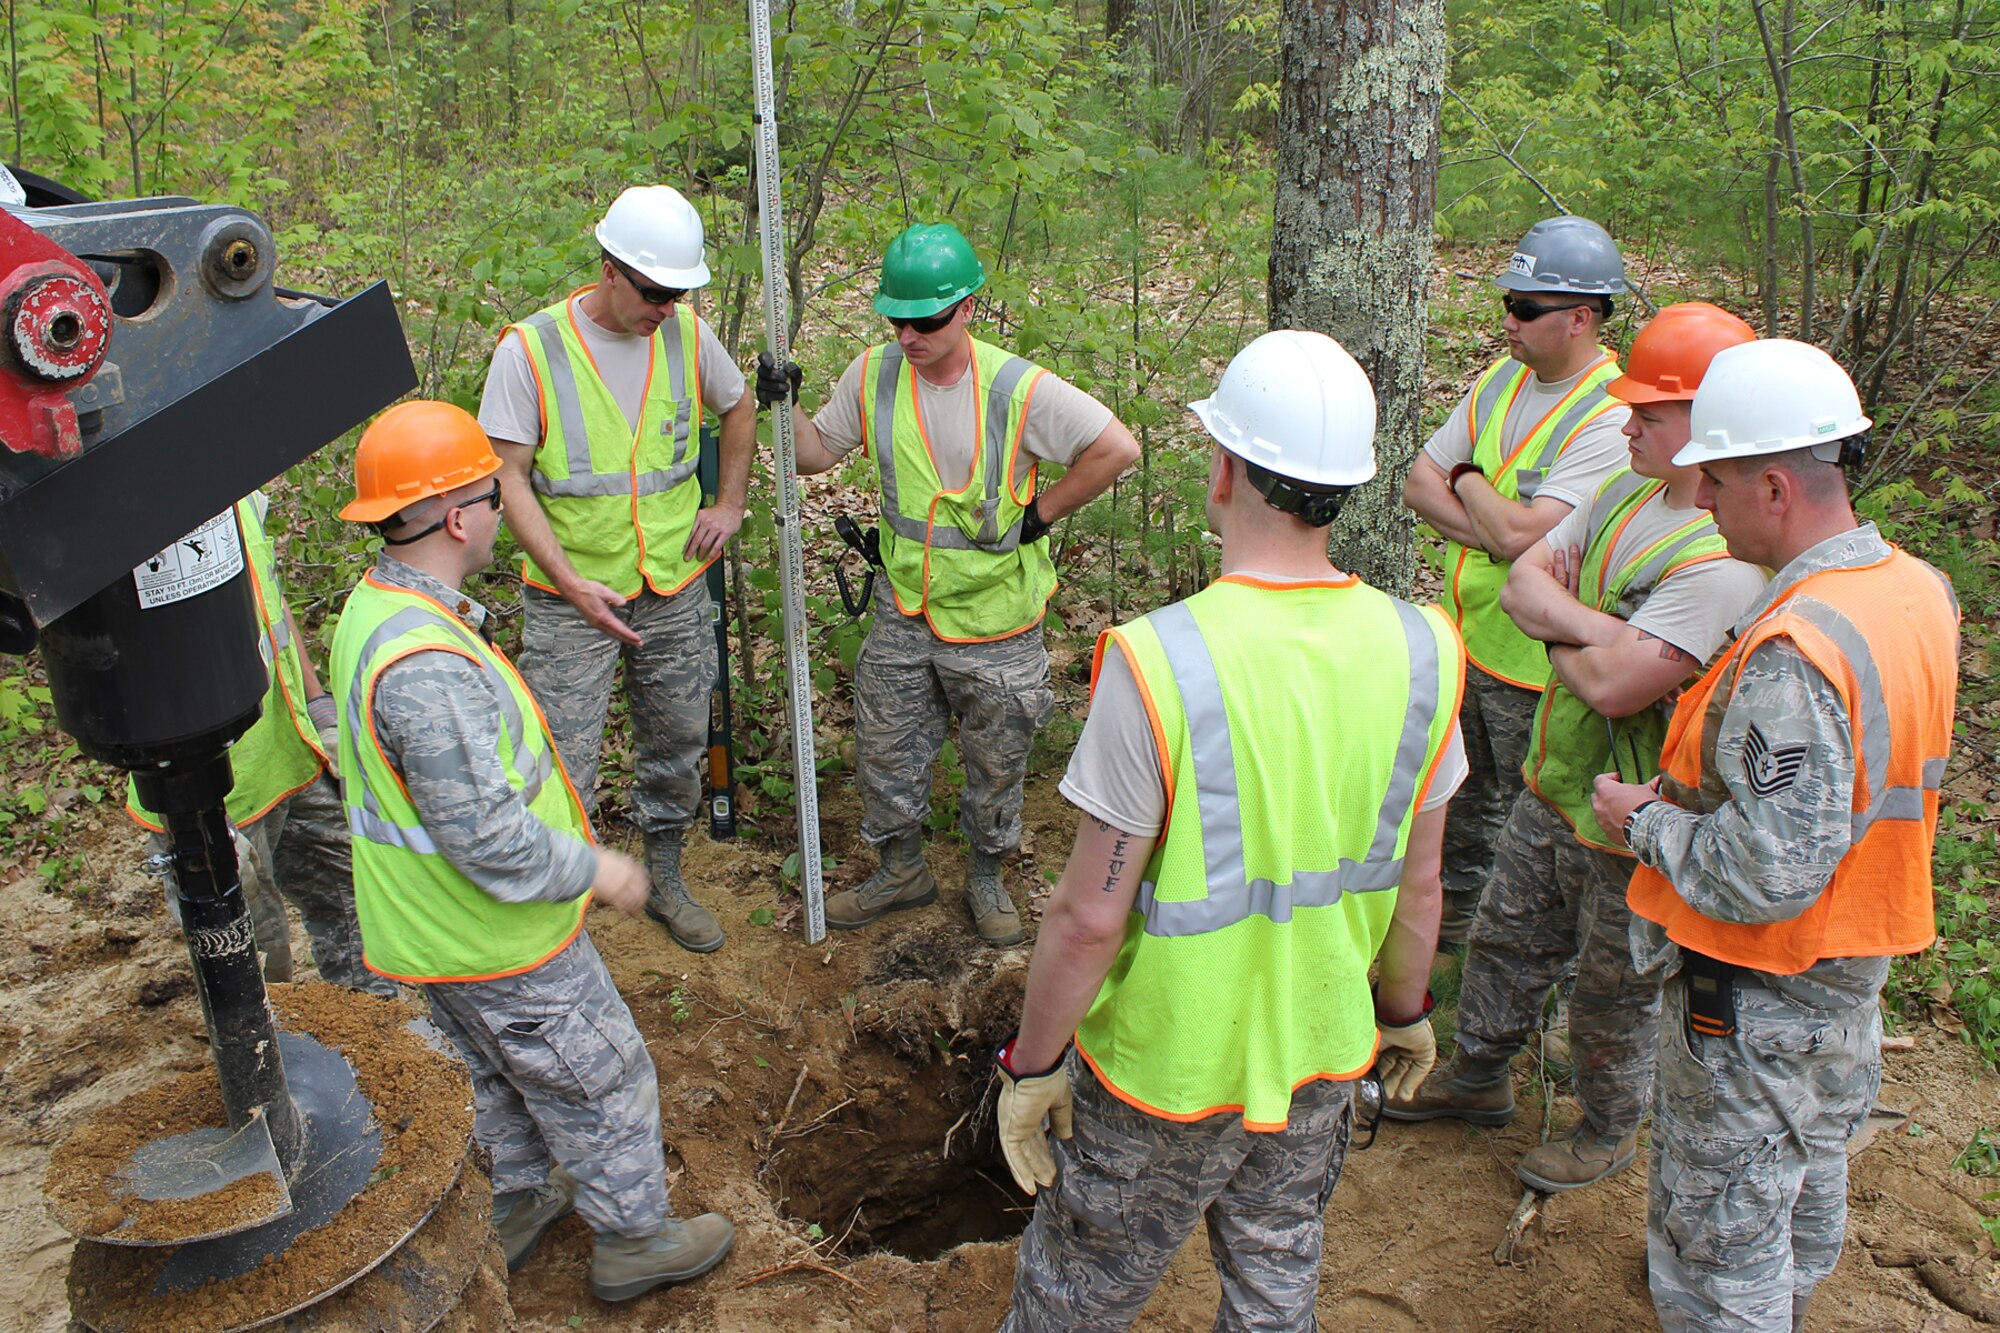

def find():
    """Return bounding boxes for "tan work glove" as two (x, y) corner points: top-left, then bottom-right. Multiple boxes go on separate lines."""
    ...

(1374, 1016), (1437, 1103)
(996, 1048), (1073, 1196)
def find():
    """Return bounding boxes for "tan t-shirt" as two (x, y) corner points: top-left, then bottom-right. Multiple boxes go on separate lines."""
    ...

(1060, 575), (1468, 840)
(1543, 485), (1768, 662)
(477, 293), (747, 447)
(809, 345), (1114, 489)
(1422, 358), (1631, 512)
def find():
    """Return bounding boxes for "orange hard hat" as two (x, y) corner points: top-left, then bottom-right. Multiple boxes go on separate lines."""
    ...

(1606, 302), (1756, 404)
(341, 400), (502, 523)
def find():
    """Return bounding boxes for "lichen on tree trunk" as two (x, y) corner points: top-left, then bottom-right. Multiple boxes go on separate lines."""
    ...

(1269, 0), (1447, 598)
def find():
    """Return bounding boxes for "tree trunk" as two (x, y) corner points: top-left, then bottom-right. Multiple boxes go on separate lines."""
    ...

(1270, 0), (1446, 598)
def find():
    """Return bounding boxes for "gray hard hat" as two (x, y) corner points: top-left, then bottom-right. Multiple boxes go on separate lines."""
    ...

(1493, 216), (1627, 296)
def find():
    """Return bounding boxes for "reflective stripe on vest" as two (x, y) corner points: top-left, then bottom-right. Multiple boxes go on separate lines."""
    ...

(1524, 471), (1732, 850)
(1446, 353), (1622, 689)
(333, 573), (590, 983)
(1626, 548), (1959, 972)
(508, 294), (708, 598)
(1074, 576), (1466, 1130)
(859, 336), (1057, 641)
(339, 604), (554, 854)
(125, 496), (322, 832)
(1133, 597), (1446, 937)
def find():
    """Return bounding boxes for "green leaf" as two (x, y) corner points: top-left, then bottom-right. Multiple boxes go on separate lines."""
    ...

(748, 907), (775, 926)
(753, 1055), (770, 1068)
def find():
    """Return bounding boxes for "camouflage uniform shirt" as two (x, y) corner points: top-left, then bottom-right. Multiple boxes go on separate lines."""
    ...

(1625, 523), (1898, 1007)
(367, 555), (597, 906)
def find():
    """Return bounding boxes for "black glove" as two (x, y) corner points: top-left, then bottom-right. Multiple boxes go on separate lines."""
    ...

(1019, 497), (1052, 545)
(756, 351), (802, 409)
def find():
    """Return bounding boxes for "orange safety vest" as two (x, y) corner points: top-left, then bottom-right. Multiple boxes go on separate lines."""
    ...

(1627, 546), (1959, 974)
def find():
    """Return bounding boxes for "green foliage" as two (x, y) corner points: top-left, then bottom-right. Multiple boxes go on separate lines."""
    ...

(1889, 815), (2000, 1067)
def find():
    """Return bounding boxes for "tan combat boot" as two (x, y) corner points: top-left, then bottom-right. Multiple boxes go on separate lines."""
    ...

(1515, 1123), (1638, 1192)
(1380, 1049), (1515, 1125)
(492, 1168), (575, 1272)
(591, 1212), (735, 1301)
(643, 832), (724, 954)
(826, 832), (936, 930)
(965, 848), (1025, 946)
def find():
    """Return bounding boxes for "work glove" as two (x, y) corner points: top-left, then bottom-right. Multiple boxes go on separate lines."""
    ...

(996, 1041), (1072, 1196)
(755, 351), (802, 409)
(306, 693), (341, 780)
(1374, 1015), (1437, 1103)
(1018, 497), (1052, 546)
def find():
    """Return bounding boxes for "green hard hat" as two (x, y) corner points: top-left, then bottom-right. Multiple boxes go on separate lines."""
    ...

(874, 223), (986, 318)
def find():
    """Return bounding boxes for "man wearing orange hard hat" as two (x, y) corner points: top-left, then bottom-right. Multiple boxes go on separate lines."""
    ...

(1386, 305), (1768, 1198)
(330, 400), (735, 1302)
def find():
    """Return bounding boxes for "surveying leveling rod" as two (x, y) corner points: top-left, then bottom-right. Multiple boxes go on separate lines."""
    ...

(749, 0), (827, 944)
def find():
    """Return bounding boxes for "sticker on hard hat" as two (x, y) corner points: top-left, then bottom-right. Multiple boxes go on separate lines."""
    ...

(1508, 252), (1537, 277)
(132, 511), (245, 609)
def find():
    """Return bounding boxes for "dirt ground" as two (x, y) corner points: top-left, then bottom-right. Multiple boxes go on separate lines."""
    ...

(4, 753), (1999, 1333)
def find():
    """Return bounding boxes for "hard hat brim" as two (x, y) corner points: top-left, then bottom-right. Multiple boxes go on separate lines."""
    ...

(341, 452), (502, 524)
(872, 284), (981, 320)
(1605, 372), (1689, 405)
(1491, 274), (1625, 296)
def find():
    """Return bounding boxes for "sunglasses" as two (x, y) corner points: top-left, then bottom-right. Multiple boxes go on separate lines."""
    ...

(611, 259), (687, 307)
(457, 480), (504, 514)
(1502, 294), (1597, 322)
(889, 300), (963, 334)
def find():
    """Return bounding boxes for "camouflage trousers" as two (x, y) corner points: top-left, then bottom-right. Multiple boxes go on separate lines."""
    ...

(854, 588), (1054, 855)
(1649, 971), (1881, 1333)
(1003, 1054), (1353, 1333)
(1440, 668), (1540, 932)
(519, 581), (713, 836)
(1455, 789), (1662, 1135)
(423, 930), (670, 1239)
(153, 774), (391, 994)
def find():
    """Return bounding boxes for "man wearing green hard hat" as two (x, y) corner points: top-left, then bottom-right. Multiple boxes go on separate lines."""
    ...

(762, 222), (1138, 945)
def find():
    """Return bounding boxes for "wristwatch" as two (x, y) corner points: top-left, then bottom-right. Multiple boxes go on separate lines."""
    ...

(1447, 462), (1483, 496)
(1624, 799), (1658, 849)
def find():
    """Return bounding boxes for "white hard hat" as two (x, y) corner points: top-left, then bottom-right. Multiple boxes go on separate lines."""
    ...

(595, 185), (711, 289)
(1675, 339), (1871, 467)
(1189, 330), (1377, 488)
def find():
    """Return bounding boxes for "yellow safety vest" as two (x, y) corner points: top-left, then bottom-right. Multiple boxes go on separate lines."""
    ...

(1523, 469), (1732, 852)
(857, 335), (1056, 642)
(125, 496), (323, 831)
(1445, 352), (1622, 689)
(506, 291), (709, 598)
(1076, 575), (1464, 1130)
(331, 572), (594, 983)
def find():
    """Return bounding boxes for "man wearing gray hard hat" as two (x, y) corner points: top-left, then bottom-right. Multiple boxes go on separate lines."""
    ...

(1402, 215), (1635, 948)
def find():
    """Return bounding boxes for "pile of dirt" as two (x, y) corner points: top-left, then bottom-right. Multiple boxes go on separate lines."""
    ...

(64, 985), (477, 1332)
(43, 1068), (286, 1242)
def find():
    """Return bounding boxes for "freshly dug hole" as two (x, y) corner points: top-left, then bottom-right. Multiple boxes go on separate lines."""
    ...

(762, 1048), (1028, 1261)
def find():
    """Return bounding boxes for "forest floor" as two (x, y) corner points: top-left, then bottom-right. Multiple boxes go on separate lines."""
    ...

(4, 670), (1998, 1331)
(5, 248), (1999, 1330)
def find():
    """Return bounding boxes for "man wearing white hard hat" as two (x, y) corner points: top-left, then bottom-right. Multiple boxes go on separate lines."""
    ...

(1402, 216), (1635, 947)
(994, 331), (1467, 1330)
(479, 184), (756, 954)
(1591, 339), (1959, 1332)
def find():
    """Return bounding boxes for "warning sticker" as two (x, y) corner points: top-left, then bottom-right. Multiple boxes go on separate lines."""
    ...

(133, 511), (244, 609)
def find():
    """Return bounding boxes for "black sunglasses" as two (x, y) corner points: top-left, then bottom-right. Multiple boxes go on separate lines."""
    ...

(457, 480), (504, 514)
(1502, 293), (1598, 322)
(379, 480), (502, 546)
(889, 299), (964, 334)
(611, 259), (687, 307)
